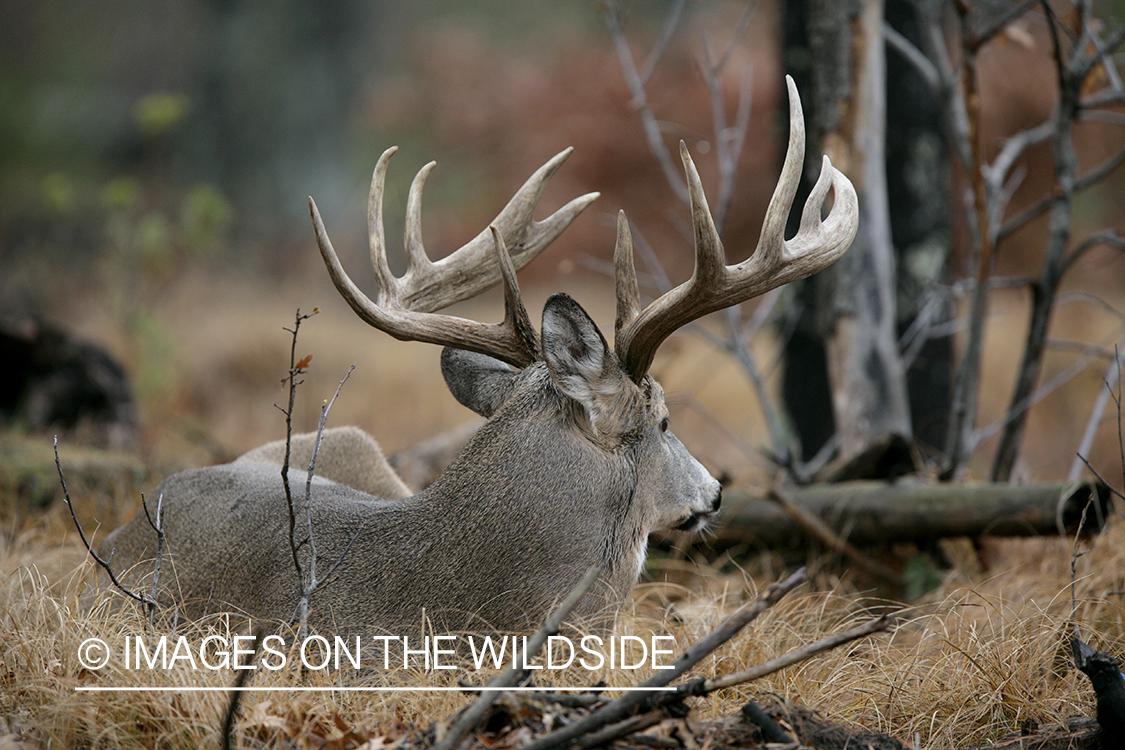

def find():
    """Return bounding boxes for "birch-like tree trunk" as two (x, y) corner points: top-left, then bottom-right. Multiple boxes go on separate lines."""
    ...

(782, 0), (917, 467)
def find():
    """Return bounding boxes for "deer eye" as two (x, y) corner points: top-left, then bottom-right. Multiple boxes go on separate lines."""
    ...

(659, 417), (669, 433)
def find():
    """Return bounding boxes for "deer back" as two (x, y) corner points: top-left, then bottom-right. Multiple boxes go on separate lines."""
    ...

(234, 425), (412, 500)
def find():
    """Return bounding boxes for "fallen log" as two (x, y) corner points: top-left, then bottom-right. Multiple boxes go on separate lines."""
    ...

(708, 480), (1111, 550)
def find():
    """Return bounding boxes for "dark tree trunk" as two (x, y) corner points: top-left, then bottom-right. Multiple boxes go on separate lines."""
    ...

(780, 0), (954, 468)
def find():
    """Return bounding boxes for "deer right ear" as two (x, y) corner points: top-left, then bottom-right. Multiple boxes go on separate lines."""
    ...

(441, 348), (518, 418)
(541, 293), (631, 431)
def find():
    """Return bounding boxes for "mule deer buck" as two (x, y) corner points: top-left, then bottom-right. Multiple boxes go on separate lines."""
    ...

(98, 77), (858, 640)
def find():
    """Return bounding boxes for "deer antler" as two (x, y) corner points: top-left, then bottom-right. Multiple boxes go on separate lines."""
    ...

(311, 147), (599, 367)
(613, 75), (859, 382)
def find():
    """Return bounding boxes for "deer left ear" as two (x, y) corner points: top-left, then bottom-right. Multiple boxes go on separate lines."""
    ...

(441, 348), (518, 417)
(541, 293), (632, 432)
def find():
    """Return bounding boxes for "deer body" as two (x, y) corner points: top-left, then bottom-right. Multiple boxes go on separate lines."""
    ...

(97, 77), (858, 639)
(99, 299), (721, 636)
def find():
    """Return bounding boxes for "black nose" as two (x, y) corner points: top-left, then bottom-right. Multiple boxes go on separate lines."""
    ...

(711, 488), (722, 513)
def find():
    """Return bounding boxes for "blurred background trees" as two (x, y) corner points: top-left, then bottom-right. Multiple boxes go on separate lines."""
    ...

(2, 0), (1124, 488)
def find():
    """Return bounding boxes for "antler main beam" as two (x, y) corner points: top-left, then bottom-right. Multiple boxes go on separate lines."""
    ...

(613, 75), (860, 382)
(310, 147), (598, 367)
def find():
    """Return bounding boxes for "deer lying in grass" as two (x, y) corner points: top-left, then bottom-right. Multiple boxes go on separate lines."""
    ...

(98, 77), (857, 640)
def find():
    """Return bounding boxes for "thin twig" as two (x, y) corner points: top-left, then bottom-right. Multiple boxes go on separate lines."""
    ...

(680, 613), (894, 694)
(883, 20), (941, 90)
(992, 1), (1107, 480)
(221, 626), (265, 750)
(639, 0), (686, 85)
(997, 146), (1125, 243)
(278, 308), (316, 635)
(1063, 229), (1125, 277)
(977, 325), (1125, 448)
(941, 0), (995, 480)
(144, 493), (165, 627)
(299, 364), (356, 607)
(712, 0), (757, 73)
(604, 0), (687, 203)
(963, 0), (1039, 52)
(54, 437), (159, 611)
(570, 708), (674, 750)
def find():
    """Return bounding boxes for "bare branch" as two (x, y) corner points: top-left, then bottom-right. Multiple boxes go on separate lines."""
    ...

(883, 20), (941, 91)
(1070, 342), (1125, 483)
(767, 489), (905, 586)
(144, 493), (165, 627)
(279, 308), (316, 631)
(683, 613), (894, 694)
(712, 0), (757, 73)
(991, 2), (1095, 480)
(942, 2), (996, 480)
(1063, 229), (1125, 276)
(698, 38), (753, 233)
(963, 0), (1039, 52)
(603, 0), (688, 203)
(1076, 454), (1125, 502)
(303, 366), (364, 600)
(54, 437), (159, 611)
(639, 0), (686, 85)
(998, 146), (1125, 243)
(978, 326), (1125, 449)
(301, 365), (356, 589)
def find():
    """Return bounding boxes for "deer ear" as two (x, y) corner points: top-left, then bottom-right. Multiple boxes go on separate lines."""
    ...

(441, 348), (518, 417)
(541, 293), (631, 429)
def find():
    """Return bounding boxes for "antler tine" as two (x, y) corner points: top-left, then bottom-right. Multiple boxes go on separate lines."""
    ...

(612, 210), (640, 350)
(490, 225), (540, 360)
(403, 147), (599, 312)
(615, 75), (859, 382)
(310, 147), (594, 368)
(366, 147), (403, 305)
(403, 158), (437, 281)
(310, 198), (541, 366)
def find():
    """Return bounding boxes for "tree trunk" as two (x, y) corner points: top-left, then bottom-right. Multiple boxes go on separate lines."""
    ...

(781, 0), (953, 470)
(817, 0), (912, 460)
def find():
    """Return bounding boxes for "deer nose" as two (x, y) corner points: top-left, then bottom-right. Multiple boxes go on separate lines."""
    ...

(711, 487), (722, 513)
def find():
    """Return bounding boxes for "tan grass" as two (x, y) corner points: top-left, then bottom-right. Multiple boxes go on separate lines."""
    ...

(3, 516), (1122, 748)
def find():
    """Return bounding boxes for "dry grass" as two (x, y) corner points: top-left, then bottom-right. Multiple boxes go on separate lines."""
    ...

(2, 514), (1123, 748)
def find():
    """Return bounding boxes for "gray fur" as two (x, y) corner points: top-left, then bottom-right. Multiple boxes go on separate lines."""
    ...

(234, 425), (412, 500)
(97, 294), (721, 638)
(440, 348), (518, 418)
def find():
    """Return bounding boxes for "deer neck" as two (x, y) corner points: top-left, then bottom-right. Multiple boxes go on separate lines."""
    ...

(421, 374), (650, 594)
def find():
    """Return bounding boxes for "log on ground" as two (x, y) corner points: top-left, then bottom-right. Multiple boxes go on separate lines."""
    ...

(708, 480), (1111, 550)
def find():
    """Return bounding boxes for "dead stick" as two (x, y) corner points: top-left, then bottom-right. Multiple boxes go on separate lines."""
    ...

(519, 567), (808, 750)
(571, 708), (673, 750)
(433, 566), (602, 750)
(768, 488), (905, 586)
(680, 613), (895, 696)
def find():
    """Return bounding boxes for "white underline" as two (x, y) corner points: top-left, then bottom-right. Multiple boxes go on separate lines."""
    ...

(76, 685), (675, 693)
